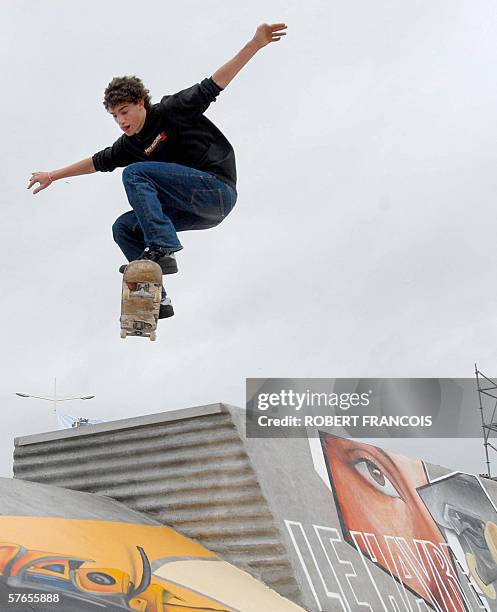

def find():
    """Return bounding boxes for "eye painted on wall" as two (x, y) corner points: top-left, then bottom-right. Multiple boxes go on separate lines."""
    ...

(353, 458), (402, 498)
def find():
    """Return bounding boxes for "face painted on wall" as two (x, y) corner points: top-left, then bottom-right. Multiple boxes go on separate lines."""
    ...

(321, 435), (466, 611)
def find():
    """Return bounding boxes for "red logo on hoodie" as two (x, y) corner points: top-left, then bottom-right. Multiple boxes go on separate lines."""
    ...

(144, 132), (167, 156)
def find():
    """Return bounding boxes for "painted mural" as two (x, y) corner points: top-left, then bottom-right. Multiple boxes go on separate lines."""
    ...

(285, 434), (497, 611)
(0, 516), (304, 611)
(321, 434), (469, 611)
(418, 473), (497, 603)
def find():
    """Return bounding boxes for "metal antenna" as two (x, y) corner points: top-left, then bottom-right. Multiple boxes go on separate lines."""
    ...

(16, 377), (95, 423)
(475, 363), (497, 479)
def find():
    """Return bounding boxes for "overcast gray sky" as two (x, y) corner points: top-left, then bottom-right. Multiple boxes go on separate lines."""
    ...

(1, 0), (496, 477)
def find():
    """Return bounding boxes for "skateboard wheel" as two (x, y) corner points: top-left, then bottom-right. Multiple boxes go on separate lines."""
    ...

(120, 330), (127, 339)
(149, 331), (157, 341)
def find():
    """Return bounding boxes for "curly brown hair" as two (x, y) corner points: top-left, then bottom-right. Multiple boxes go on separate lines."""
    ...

(103, 75), (151, 111)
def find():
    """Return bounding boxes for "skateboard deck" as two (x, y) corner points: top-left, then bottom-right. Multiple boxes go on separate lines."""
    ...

(120, 260), (162, 341)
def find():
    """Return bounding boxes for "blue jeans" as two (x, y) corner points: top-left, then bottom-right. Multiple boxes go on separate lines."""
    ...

(112, 162), (237, 261)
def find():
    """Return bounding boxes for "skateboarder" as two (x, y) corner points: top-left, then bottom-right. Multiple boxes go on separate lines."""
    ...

(28, 23), (287, 319)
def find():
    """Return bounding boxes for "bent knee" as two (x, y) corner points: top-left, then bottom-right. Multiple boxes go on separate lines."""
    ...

(112, 213), (131, 242)
(112, 217), (123, 242)
(121, 162), (148, 185)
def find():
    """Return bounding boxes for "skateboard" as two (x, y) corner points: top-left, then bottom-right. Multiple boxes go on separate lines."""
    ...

(120, 260), (162, 341)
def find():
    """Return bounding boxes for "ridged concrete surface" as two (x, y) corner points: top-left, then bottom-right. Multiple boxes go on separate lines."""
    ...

(13, 404), (303, 606)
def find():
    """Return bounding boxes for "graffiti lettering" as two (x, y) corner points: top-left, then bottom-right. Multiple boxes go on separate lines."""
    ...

(285, 521), (486, 612)
(285, 520), (351, 611)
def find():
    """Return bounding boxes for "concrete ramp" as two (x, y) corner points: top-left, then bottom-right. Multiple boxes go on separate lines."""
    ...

(13, 403), (497, 611)
(0, 477), (304, 611)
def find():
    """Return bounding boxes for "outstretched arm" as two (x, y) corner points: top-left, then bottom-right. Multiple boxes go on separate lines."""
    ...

(28, 157), (96, 195)
(211, 23), (287, 89)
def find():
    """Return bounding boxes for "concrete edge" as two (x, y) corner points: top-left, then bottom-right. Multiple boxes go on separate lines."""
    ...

(14, 402), (232, 446)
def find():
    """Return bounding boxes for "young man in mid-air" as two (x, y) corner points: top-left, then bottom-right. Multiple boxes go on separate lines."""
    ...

(28, 23), (287, 319)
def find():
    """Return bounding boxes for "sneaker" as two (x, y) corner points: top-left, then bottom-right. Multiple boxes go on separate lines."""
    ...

(139, 246), (178, 275)
(159, 287), (174, 319)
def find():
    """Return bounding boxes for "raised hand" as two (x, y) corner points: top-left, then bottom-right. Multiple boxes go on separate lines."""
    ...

(252, 23), (287, 49)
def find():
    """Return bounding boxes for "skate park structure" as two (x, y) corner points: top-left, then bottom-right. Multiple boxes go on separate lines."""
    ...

(0, 476), (304, 611)
(12, 402), (497, 611)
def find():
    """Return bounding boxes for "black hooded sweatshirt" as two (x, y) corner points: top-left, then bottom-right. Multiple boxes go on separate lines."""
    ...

(92, 77), (236, 190)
